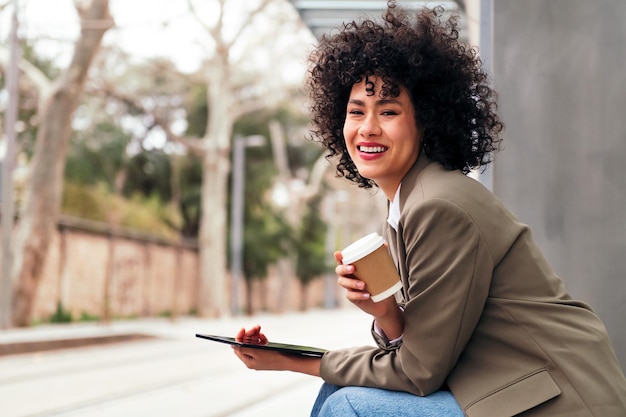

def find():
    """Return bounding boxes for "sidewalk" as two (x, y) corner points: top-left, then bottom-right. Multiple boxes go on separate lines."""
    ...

(0, 307), (374, 417)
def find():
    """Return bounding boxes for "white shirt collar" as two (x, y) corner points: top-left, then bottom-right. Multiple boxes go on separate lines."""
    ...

(387, 185), (401, 231)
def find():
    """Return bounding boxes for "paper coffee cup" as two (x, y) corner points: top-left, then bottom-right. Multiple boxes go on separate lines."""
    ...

(341, 233), (402, 302)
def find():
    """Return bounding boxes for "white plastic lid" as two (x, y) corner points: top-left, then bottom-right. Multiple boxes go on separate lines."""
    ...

(341, 233), (385, 265)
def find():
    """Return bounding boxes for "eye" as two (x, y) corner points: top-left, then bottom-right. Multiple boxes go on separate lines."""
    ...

(381, 110), (398, 116)
(348, 109), (364, 115)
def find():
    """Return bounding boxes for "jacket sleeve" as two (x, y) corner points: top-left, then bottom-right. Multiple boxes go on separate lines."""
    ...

(320, 198), (494, 395)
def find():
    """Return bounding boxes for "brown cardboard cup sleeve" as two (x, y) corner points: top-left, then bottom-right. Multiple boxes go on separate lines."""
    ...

(341, 233), (402, 302)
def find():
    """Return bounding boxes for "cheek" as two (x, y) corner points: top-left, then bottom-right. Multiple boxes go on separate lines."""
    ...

(342, 122), (352, 138)
(342, 124), (356, 147)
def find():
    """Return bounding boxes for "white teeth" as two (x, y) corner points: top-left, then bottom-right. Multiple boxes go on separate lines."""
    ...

(358, 146), (387, 153)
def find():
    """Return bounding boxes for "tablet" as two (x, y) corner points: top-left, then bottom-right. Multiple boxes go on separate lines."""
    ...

(195, 333), (327, 358)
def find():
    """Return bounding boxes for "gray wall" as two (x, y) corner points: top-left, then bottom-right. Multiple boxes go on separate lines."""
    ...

(492, 0), (626, 368)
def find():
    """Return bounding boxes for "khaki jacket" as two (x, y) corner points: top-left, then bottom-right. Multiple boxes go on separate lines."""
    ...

(320, 155), (626, 416)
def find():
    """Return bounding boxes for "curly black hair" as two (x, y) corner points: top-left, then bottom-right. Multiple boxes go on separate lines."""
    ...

(306, 1), (504, 188)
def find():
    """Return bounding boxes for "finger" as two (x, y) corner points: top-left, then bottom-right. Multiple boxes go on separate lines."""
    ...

(337, 276), (365, 291)
(244, 335), (264, 344)
(235, 327), (246, 342)
(335, 264), (355, 276)
(243, 325), (266, 344)
(245, 325), (261, 336)
(345, 289), (371, 302)
(334, 251), (343, 264)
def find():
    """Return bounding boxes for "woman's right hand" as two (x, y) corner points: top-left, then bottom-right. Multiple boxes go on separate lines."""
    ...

(334, 251), (395, 316)
(235, 325), (268, 345)
(232, 325), (322, 377)
(334, 251), (404, 340)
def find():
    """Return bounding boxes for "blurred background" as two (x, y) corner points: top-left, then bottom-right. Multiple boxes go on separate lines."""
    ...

(0, 0), (624, 416)
(0, 0), (391, 328)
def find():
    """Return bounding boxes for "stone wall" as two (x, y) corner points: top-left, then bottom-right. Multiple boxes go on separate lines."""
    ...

(1, 217), (331, 323)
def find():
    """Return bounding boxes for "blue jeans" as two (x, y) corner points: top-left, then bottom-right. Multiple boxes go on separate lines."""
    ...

(310, 383), (464, 417)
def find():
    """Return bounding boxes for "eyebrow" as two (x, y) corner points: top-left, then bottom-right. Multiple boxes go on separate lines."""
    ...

(347, 98), (402, 106)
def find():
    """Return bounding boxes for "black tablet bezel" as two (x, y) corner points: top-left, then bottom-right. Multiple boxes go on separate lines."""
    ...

(195, 333), (327, 358)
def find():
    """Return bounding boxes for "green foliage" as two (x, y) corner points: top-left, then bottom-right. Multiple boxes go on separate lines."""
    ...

(62, 182), (181, 239)
(238, 143), (290, 281)
(123, 149), (174, 201)
(158, 310), (172, 318)
(64, 111), (205, 239)
(184, 83), (209, 137)
(295, 195), (329, 285)
(242, 204), (292, 281)
(231, 104), (325, 289)
(65, 121), (131, 188)
(178, 163), (202, 237)
(125, 192), (182, 236)
(79, 312), (99, 322)
(62, 182), (106, 221)
(49, 302), (73, 324)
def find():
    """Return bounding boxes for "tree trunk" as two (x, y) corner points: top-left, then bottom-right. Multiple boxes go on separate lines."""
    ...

(197, 147), (231, 317)
(196, 47), (234, 317)
(10, 0), (112, 326)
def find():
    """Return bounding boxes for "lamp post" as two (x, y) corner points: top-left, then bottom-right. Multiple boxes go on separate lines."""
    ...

(230, 134), (265, 316)
(1, 0), (20, 329)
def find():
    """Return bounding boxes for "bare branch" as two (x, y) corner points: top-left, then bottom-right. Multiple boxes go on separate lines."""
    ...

(186, 0), (222, 42)
(301, 154), (331, 200)
(225, 0), (274, 49)
(268, 119), (291, 180)
(229, 93), (280, 121)
(96, 81), (206, 156)
(73, 0), (114, 27)
(0, 46), (52, 100)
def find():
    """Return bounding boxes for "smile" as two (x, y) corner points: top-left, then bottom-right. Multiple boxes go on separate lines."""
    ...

(358, 145), (388, 153)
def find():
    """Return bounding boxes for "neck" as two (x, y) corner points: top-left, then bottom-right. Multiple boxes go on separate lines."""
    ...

(381, 182), (400, 202)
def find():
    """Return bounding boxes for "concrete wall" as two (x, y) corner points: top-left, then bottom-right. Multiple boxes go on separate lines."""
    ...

(492, 0), (626, 368)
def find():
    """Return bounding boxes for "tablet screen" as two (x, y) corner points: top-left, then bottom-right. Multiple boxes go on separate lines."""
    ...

(195, 333), (327, 358)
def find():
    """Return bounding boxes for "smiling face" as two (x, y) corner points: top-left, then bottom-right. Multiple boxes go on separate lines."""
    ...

(343, 76), (423, 200)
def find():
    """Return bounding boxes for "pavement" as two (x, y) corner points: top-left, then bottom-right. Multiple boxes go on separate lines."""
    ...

(0, 307), (374, 417)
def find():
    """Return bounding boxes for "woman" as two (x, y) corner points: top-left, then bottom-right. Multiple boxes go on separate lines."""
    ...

(232, 3), (626, 416)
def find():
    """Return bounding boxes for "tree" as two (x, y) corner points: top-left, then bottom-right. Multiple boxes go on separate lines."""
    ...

(155, 0), (313, 317)
(231, 104), (323, 315)
(294, 194), (328, 310)
(82, 0), (314, 317)
(9, 0), (112, 326)
(65, 120), (132, 191)
(84, 52), (204, 238)
(240, 185), (292, 315)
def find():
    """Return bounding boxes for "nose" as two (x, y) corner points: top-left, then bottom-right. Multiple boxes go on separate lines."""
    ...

(358, 114), (381, 137)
